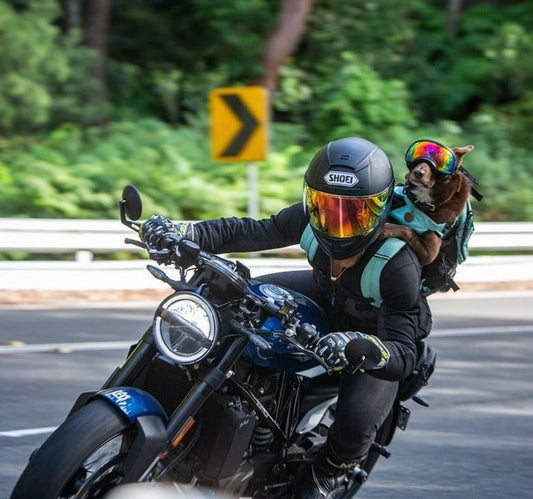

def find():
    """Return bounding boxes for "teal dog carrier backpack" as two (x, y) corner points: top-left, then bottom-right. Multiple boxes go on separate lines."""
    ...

(300, 185), (475, 307)
(387, 185), (475, 298)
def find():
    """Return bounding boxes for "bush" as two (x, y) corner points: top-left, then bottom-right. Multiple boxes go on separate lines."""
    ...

(0, 119), (313, 220)
(0, 0), (107, 133)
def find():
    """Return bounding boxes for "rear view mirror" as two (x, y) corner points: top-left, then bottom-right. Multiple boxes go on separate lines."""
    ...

(121, 185), (143, 220)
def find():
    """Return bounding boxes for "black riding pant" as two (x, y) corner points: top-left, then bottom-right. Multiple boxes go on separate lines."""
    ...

(258, 270), (398, 462)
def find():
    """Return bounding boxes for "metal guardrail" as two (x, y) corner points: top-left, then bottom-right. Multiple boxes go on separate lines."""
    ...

(0, 218), (532, 261)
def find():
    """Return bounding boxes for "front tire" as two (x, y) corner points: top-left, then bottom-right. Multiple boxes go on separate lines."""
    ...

(11, 400), (137, 499)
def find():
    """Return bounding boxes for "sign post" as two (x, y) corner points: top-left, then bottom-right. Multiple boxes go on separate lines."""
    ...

(209, 86), (268, 219)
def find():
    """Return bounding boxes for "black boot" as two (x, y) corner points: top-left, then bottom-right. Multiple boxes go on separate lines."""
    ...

(294, 448), (361, 499)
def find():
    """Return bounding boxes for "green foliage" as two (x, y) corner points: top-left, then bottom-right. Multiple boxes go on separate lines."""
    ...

(0, 0), (106, 132)
(460, 111), (533, 221)
(308, 52), (415, 144)
(0, 119), (312, 220)
(106, 0), (276, 121)
(0, 0), (58, 130)
(399, 2), (533, 120)
(2, 113), (533, 224)
(1, 0), (533, 224)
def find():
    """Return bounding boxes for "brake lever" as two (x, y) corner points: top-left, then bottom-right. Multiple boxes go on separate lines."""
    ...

(124, 238), (147, 249)
(281, 331), (332, 371)
(148, 248), (173, 264)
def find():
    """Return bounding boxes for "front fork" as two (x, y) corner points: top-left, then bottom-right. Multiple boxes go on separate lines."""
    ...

(68, 328), (251, 481)
(165, 335), (249, 443)
(117, 335), (250, 481)
(68, 326), (158, 415)
(103, 326), (158, 388)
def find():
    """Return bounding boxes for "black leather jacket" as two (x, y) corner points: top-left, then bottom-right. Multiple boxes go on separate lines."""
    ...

(193, 203), (431, 380)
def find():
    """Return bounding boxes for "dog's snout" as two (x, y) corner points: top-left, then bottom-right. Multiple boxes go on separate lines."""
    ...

(414, 168), (424, 178)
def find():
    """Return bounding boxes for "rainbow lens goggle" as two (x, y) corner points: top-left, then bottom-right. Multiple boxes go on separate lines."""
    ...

(304, 185), (390, 239)
(405, 140), (457, 176)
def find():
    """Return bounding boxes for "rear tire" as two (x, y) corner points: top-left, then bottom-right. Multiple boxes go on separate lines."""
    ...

(11, 399), (136, 499)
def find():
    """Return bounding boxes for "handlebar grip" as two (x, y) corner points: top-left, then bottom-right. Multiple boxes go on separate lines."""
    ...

(344, 336), (386, 370)
(344, 339), (371, 365)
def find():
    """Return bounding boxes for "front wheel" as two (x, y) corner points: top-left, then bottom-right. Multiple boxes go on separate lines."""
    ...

(11, 400), (137, 499)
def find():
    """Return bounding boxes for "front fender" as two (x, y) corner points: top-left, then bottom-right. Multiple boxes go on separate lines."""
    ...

(97, 387), (168, 481)
(96, 387), (167, 423)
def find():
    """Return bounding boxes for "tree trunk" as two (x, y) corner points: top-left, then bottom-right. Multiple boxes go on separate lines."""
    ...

(448, 0), (463, 37)
(64, 0), (82, 30)
(84, 0), (111, 81)
(83, 0), (111, 124)
(256, 0), (313, 93)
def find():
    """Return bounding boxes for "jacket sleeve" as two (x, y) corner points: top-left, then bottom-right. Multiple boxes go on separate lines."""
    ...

(192, 203), (308, 254)
(371, 246), (424, 381)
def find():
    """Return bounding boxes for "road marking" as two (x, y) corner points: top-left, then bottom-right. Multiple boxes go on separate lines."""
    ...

(432, 325), (533, 337)
(0, 426), (56, 437)
(0, 341), (132, 354)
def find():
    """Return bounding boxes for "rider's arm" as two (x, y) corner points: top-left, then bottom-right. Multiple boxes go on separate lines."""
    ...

(192, 203), (307, 254)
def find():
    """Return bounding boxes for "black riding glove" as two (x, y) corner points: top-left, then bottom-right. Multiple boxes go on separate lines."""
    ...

(343, 332), (390, 371)
(139, 215), (177, 249)
(316, 332), (389, 372)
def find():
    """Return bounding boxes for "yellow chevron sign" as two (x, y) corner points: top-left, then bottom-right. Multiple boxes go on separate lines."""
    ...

(209, 86), (268, 162)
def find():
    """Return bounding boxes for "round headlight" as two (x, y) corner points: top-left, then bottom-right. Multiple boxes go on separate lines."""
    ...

(153, 293), (219, 364)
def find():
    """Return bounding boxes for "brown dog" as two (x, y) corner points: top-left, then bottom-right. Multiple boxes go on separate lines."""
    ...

(380, 145), (474, 265)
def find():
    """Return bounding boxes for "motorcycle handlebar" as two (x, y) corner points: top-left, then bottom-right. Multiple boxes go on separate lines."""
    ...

(126, 225), (236, 273)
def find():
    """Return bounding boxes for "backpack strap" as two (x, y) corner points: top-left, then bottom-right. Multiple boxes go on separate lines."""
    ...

(301, 224), (406, 307)
(300, 224), (320, 261)
(361, 238), (406, 307)
(454, 200), (474, 264)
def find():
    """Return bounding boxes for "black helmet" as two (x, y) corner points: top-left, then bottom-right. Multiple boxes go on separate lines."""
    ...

(303, 137), (394, 259)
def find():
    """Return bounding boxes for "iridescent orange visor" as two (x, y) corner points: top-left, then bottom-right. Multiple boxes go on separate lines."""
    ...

(304, 185), (390, 239)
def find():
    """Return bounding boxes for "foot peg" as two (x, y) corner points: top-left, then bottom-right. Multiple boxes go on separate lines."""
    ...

(351, 467), (368, 483)
(370, 441), (391, 458)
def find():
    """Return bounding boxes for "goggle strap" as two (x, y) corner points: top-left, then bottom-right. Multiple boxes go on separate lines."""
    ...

(459, 166), (479, 185)
(458, 166), (483, 201)
(470, 186), (484, 202)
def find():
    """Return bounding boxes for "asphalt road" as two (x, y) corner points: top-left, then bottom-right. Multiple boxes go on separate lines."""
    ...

(1, 292), (533, 498)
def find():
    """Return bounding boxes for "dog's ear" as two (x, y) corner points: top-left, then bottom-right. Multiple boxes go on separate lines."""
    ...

(452, 144), (474, 164)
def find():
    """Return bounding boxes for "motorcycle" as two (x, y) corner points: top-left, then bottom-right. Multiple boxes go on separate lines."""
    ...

(11, 185), (435, 499)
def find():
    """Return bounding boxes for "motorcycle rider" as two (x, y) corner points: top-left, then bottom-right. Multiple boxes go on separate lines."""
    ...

(140, 137), (432, 498)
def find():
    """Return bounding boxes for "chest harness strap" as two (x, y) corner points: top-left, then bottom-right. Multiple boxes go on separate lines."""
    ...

(300, 224), (407, 308)
(300, 224), (319, 261)
(360, 238), (406, 308)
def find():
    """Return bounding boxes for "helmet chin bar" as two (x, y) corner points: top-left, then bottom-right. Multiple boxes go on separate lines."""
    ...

(314, 227), (380, 260)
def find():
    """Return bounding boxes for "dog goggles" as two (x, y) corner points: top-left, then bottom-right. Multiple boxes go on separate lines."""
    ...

(304, 185), (389, 239)
(405, 140), (457, 175)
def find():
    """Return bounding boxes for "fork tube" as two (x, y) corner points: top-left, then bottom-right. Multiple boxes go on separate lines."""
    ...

(102, 327), (157, 388)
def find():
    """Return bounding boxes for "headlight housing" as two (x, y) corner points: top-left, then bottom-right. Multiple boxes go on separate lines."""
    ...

(153, 293), (219, 364)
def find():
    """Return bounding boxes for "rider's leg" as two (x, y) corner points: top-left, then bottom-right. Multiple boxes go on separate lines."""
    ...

(295, 373), (398, 498)
(328, 371), (398, 462)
